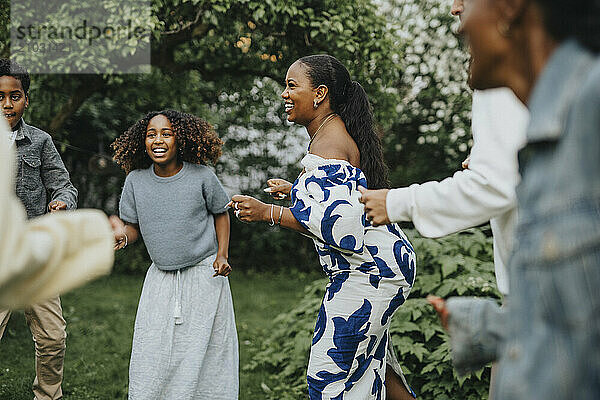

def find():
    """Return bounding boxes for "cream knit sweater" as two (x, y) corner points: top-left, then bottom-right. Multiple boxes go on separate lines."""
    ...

(0, 117), (114, 307)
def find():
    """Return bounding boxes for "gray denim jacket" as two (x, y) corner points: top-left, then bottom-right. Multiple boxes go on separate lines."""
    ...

(13, 120), (78, 218)
(446, 41), (600, 398)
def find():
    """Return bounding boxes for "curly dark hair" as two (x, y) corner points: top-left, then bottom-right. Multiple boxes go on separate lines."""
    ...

(535, 0), (600, 53)
(297, 54), (390, 189)
(0, 58), (30, 94)
(111, 110), (223, 174)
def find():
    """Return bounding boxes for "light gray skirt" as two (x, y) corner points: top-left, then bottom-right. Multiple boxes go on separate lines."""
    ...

(128, 255), (239, 400)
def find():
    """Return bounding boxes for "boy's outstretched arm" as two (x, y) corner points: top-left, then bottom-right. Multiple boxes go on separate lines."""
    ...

(213, 212), (232, 277)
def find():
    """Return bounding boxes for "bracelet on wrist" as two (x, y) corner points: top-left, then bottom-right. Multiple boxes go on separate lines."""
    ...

(277, 205), (284, 225)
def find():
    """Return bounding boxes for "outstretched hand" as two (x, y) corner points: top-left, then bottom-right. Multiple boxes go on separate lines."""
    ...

(264, 178), (292, 200)
(109, 215), (128, 250)
(228, 195), (269, 223)
(357, 186), (390, 227)
(427, 295), (450, 331)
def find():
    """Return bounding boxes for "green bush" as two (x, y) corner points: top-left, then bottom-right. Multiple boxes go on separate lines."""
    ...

(245, 227), (501, 399)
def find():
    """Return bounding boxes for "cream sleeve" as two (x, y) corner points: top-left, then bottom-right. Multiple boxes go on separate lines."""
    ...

(385, 88), (528, 237)
(0, 118), (114, 308)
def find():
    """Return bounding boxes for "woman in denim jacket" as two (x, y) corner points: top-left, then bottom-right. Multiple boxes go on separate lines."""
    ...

(428, 0), (600, 398)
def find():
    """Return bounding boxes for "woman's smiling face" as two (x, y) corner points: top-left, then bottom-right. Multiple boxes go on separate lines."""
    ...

(145, 114), (178, 166)
(281, 61), (316, 126)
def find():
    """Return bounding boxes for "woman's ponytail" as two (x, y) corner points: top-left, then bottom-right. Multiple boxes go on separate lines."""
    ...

(299, 55), (390, 189)
(338, 81), (389, 189)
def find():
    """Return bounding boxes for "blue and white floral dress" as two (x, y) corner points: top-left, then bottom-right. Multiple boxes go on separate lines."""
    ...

(289, 154), (417, 400)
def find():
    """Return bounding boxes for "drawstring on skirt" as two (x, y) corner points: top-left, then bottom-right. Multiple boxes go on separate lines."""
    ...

(174, 268), (183, 325)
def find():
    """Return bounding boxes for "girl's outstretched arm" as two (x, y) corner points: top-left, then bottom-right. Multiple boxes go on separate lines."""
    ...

(213, 212), (232, 277)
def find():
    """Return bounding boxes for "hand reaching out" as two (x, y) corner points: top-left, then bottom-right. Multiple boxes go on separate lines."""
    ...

(264, 178), (292, 200)
(357, 186), (390, 227)
(227, 195), (269, 223)
(109, 215), (128, 250)
(427, 295), (450, 331)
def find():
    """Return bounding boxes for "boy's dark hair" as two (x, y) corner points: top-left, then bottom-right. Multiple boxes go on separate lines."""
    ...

(111, 110), (223, 174)
(0, 58), (31, 95)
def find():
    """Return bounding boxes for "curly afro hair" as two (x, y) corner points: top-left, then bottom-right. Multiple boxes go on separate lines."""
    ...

(112, 110), (223, 174)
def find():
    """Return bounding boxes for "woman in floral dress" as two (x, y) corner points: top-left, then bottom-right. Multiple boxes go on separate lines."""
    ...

(230, 55), (417, 400)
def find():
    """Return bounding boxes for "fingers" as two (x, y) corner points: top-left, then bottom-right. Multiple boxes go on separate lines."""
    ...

(234, 209), (247, 221)
(462, 155), (471, 169)
(231, 195), (250, 205)
(427, 295), (444, 311)
(48, 201), (67, 212)
(427, 295), (449, 330)
(113, 235), (126, 250)
(267, 178), (290, 187)
(109, 216), (126, 250)
(264, 185), (289, 193)
(233, 208), (249, 223)
(230, 195), (256, 209)
(357, 186), (368, 204)
(264, 186), (288, 199)
(213, 262), (232, 277)
(265, 180), (292, 200)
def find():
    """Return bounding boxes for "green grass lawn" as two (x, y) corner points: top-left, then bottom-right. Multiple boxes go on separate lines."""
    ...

(0, 270), (321, 399)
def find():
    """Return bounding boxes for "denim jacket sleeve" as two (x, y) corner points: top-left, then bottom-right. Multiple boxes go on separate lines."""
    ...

(445, 297), (506, 375)
(40, 135), (78, 210)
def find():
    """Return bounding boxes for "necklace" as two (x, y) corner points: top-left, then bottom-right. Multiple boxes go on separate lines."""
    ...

(308, 113), (337, 151)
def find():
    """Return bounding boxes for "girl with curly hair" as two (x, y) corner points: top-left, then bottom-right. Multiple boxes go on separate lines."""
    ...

(111, 110), (238, 399)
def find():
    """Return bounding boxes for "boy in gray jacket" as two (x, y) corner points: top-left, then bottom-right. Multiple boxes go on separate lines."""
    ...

(0, 58), (77, 400)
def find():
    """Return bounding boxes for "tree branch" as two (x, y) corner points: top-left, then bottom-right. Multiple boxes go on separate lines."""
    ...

(152, 4), (211, 70)
(48, 75), (106, 133)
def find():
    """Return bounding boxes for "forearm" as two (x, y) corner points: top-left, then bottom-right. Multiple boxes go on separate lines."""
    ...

(275, 206), (310, 235)
(386, 169), (515, 237)
(42, 138), (78, 209)
(214, 212), (230, 258)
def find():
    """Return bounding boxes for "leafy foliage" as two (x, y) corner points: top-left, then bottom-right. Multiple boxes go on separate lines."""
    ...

(381, 0), (473, 186)
(245, 228), (500, 399)
(2, 0), (478, 273)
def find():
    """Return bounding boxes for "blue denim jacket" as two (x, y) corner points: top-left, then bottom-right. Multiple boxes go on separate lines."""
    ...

(447, 40), (600, 399)
(13, 120), (78, 218)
